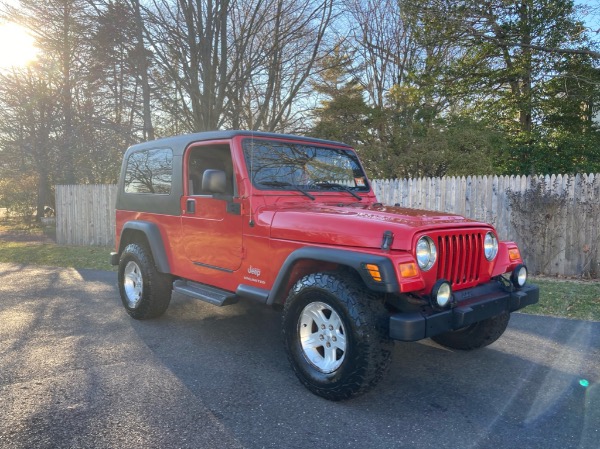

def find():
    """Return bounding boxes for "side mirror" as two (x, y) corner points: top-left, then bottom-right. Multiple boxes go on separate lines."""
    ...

(202, 169), (226, 194)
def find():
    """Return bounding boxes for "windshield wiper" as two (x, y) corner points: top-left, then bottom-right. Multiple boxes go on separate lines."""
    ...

(315, 182), (362, 201)
(259, 181), (315, 200)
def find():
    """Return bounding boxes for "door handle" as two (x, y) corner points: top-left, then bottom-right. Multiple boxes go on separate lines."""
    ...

(186, 198), (196, 214)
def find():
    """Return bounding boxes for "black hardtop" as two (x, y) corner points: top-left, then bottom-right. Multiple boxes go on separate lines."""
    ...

(117, 130), (354, 216)
(123, 130), (353, 157)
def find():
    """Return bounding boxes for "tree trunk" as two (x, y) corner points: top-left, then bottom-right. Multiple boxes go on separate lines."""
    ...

(519, 1), (533, 135)
(131, 0), (154, 140)
(61, 1), (76, 184)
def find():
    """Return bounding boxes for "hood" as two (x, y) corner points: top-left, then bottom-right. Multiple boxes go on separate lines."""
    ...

(267, 202), (489, 250)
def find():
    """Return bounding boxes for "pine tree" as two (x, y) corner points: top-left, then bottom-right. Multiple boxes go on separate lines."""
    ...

(310, 45), (370, 145)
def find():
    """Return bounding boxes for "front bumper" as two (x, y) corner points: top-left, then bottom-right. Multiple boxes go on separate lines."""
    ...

(389, 282), (539, 341)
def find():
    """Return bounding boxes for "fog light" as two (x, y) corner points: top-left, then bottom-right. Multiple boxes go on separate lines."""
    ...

(431, 280), (452, 308)
(511, 264), (527, 288)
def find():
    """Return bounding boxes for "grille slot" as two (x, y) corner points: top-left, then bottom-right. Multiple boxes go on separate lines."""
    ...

(437, 233), (483, 287)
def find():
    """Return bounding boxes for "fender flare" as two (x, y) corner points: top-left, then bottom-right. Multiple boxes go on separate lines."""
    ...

(119, 221), (171, 274)
(267, 247), (399, 305)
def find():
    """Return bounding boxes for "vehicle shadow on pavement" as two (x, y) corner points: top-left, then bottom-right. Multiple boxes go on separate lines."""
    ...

(127, 292), (600, 449)
(3, 264), (596, 449)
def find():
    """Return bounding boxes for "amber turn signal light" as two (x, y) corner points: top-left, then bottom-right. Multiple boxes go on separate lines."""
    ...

(399, 262), (418, 278)
(365, 264), (382, 282)
(509, 248), (521, 261)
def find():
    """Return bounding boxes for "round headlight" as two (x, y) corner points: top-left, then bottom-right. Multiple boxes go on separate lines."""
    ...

(432, 280), (452, 308)
(511, 264), (528, 288)
(416, 236), (437, 271)
(484, 232), (498, 261)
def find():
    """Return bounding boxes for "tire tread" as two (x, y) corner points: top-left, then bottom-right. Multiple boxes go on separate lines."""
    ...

(118, 243), (172, 319)
(431, 312), (510, 350)
(282, 272), (392, 400)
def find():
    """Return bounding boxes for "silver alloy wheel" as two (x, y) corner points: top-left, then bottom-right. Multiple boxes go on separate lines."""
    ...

(123, 260), (143, 308)
(298, 301), (346, 373)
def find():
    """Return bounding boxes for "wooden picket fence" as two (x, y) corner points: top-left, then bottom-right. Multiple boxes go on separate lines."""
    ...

(372, 174), (600, 277)
(55, 174), (600, 276)
(373, 175), (543, 242)
(55, 184), (117, 247)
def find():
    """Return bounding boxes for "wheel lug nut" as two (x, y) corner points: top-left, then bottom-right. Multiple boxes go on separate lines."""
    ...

(329, 325), (333, 330)
(321, 324), (326, 330)
(332, 337), (337, 342)
(319, 335), (324, 341)
(326, 342), (331, 348)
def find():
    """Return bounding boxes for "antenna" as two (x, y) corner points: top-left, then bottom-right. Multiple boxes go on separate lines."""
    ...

(248, 131), (255, 227)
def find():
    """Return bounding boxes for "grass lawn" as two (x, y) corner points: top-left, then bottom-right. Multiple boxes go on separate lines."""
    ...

(1, 216), (112, 270)
(525, 277), (600, 322)
(0, 240), (114, 271)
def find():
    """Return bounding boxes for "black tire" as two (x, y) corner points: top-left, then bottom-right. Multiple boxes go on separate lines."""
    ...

(118, 243), (172, 319)
(282, 272), (393, 401)
(431, 312), (510, 350)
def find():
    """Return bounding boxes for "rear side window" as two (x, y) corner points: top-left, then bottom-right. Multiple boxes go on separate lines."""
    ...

(124, 148), (173, 194)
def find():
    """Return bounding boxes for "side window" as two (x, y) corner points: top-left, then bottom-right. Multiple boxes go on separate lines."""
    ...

(187, 145), (234, 196)
(124, 148), (173, 194)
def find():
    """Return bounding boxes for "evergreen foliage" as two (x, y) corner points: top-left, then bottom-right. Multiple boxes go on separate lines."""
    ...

(311, 0), (600, 178)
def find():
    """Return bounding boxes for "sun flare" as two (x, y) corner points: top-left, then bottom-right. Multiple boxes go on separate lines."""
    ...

(0, 22), (38, 69)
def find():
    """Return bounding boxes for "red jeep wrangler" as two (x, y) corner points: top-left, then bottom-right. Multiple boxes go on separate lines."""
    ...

(110, 131), (538, 400)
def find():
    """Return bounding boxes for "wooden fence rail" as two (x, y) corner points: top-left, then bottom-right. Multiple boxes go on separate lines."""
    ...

(55, 174), (600, 276)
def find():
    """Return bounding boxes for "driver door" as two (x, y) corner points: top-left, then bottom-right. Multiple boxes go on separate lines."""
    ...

(180, 143), (243, 273)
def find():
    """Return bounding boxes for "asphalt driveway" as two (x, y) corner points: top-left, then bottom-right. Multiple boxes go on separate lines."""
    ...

(0, 263), (598, 448)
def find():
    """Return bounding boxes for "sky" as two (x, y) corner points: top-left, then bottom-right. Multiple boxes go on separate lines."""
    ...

(0, 0), (598, 71)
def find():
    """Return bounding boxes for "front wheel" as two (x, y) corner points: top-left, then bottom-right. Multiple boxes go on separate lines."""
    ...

(118, 243), (172, 319)
(431, 312), (510, 350)
(282, 272), (392, 401)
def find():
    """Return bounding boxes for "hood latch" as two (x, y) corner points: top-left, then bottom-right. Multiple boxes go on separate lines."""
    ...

(381, 230), (394, 251)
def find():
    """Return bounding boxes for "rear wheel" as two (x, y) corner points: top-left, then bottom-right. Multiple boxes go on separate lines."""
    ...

(431, 312), (510, 350)
(282, 272), (392, 401)
(118, 243), (172, 319)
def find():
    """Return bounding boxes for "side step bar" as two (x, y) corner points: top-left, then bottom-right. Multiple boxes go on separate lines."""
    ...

(173, 280), (238, 306)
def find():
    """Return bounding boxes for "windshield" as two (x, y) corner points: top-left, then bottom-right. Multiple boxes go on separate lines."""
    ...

(242, 138), (369, 192)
